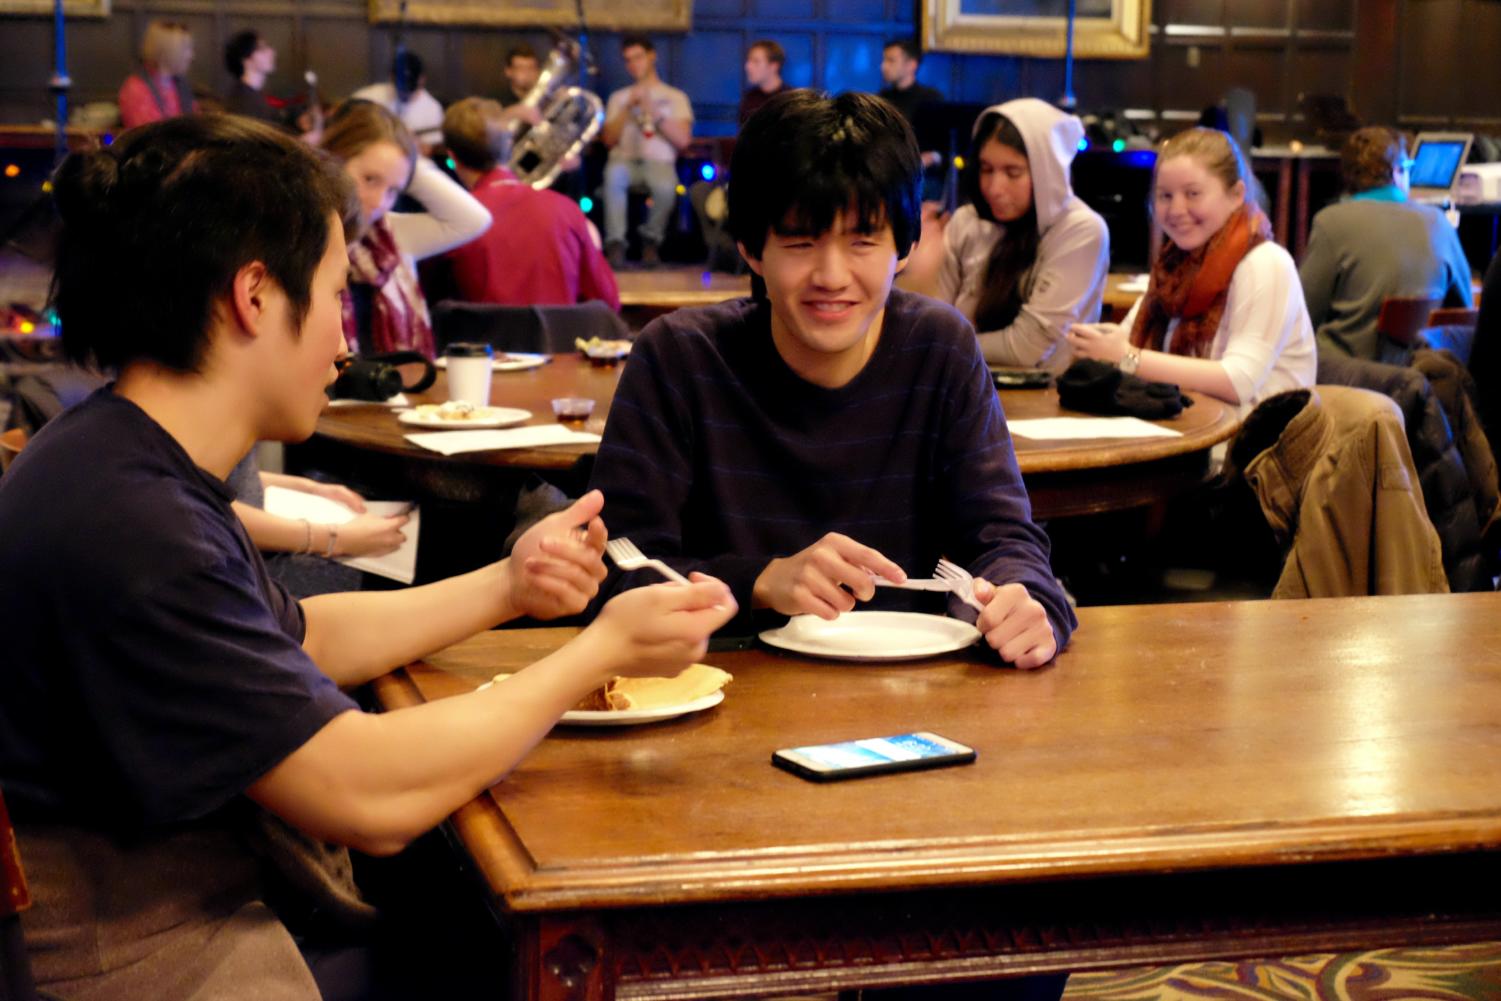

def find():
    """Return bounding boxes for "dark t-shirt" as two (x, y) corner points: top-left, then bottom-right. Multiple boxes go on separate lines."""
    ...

(586, 289), (1076, 650)
(878, 82), (945, 126)
(0, 389), (357, 831)
(224, 79), (278, 123)
(738, 83), (789, 128)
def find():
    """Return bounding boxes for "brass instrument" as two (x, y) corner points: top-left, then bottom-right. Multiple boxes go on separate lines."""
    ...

(507, 37), (604, 190)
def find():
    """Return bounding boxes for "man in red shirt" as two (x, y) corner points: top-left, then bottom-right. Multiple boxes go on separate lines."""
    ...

(439, 98), (620, 310)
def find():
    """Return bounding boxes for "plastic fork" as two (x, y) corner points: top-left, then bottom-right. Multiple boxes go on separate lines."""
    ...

(932, 558), (987, 614)
(605, 537), (691, 585)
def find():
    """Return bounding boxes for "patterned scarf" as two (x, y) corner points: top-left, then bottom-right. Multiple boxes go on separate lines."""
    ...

(342, 218), (434, 358)
(1130, 203), (1273, 358)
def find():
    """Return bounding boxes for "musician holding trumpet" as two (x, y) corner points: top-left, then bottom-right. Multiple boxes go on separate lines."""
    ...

(599, 34), (694, 269)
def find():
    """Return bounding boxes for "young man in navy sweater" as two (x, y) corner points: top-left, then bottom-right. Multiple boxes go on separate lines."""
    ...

(589, 89), (1075, 667)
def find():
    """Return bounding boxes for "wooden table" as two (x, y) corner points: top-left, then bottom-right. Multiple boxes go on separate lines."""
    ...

(373, 592), (1501, 1000)
(298, 354), (1238, 524)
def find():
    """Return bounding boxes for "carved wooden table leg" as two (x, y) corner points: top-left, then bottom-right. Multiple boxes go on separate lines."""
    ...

(518, 916), (612, 1001)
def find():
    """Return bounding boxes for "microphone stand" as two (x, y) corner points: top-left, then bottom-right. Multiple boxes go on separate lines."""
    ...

(49, 0), (71, 165)
(574, 0), (596, 83)
(1059, 0), (1078, 111)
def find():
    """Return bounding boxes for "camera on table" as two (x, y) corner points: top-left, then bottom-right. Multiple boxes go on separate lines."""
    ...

(329, 351), (436, 402)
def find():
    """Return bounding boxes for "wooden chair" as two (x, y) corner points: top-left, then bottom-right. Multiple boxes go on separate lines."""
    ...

(0, 429), (26, 475)
(0, 788), (40, 1001)
(1375, 296), (1440, 348)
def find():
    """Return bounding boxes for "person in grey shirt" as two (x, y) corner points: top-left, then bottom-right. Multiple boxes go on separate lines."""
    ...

(1300, 126), (1472, 362)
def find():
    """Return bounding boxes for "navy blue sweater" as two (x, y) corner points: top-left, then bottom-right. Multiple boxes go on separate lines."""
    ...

(588, 289), (1076, 649)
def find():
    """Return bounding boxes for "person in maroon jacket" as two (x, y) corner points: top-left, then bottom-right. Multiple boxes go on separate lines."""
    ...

(439, 97), (621, 310)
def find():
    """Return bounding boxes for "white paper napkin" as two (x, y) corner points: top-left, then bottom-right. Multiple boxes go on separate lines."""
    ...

(327, 393), (410, 408)
(404, 426), (601, 455)
(1008, 417), (1182, 441)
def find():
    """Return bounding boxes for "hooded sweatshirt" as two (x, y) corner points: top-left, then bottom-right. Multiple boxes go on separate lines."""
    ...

(939, 98), (1109, 372)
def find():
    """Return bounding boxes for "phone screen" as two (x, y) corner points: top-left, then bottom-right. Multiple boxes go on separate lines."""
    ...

(773, 732), (976, 781)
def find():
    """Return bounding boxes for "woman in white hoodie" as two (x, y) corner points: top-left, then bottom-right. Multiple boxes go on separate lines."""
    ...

(939, 99), (1110, 371)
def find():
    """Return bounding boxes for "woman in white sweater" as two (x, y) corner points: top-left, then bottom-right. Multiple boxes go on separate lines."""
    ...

(321, 100), (491, 357)
(939, 98), (1110, 371)
(1068, 127), (1315, 417)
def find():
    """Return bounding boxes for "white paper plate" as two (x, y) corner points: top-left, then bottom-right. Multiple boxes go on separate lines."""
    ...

(473, 682), (724, 726)
(759, 611), (981, 661)
(396, 406), (531, 429)
(434, 352), (549, 372)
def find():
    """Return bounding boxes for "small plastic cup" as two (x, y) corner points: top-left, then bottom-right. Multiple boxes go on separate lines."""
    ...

(551, 397), (596, 425)
(445, 342), (493, 407)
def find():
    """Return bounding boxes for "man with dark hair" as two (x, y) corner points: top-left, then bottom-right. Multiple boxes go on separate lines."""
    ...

(0, 113), (732, 999)
(878, 38), (943, 127)
(1300, 125), (1472, 361)
(499, 42), (541, 106)
(440, 97), (620, 309)
(738, 39), (788, 128)
(599, 33), (693, 267)
(587, 89), (1074, 669)
(223, 29), (278, 122)
(354, 49), (445, 152)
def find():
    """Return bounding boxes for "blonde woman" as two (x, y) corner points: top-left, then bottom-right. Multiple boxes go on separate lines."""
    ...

(320, 100), (490, 356)
(118, 20), (198, 128)
(1069, 127), (1315, 416)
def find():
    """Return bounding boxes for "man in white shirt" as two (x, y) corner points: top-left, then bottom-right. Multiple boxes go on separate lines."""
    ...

(353, 50), (445, 153)
(599, 34), (693, 268)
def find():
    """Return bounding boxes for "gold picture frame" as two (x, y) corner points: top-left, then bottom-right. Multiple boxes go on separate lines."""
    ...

(368, 0), (691, 31)
(923, 0), (1151, 59)
(0, 0), (109, 16)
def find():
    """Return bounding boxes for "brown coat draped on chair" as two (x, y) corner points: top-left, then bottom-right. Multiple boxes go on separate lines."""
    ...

(1230, 385), (1449, 598)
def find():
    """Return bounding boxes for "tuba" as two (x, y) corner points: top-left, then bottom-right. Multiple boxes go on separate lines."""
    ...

(507, 37), (604, 190)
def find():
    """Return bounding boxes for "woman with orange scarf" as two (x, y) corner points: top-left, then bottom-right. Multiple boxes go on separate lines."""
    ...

(1069, 128), (1315, 416)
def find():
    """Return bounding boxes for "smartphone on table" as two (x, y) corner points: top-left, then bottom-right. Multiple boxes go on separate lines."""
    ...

(772, 731), (977, 782)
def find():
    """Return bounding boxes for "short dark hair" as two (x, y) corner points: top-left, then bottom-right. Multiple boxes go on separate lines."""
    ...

(505, 42), (538, 66)
(392, 49), (424, 96)
(224, 29), (260, 78)
(50, 116), (357, 373)
(621, 33), (654, 54)
(748, 39), (785, 68)
(728, 89), (922, 261)
(1342, 126), (1407, 194)
(884, 38), (921, 62)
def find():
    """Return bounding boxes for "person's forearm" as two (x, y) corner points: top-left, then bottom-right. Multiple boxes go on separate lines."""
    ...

(660, 118), (692, 152)
(233, 500), (329, 555)
(251, 628), (618, 855)
(601, 112), (626, 147)
(301, 561), (518, 686)
(1135, 350), (1239, 403)
(259, 471), (310, 491)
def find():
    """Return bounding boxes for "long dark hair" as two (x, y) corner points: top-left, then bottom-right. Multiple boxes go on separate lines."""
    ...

(961, 112), (1039, 333)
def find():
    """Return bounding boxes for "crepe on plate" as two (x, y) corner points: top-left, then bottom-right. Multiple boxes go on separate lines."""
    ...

(489, 663), (732, 712)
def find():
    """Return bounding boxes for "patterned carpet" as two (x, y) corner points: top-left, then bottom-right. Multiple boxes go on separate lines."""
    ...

(1062, 942), (1501, 1000)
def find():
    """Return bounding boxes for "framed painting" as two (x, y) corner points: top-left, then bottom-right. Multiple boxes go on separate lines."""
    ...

(923, 0), (1151, 59)
(0, 0), (108, 16)
(369, 0), (691, 31)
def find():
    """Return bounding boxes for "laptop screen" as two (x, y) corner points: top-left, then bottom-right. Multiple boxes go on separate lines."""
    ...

(1410, 140), (1467, 191)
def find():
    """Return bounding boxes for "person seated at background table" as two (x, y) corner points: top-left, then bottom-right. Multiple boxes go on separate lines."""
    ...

(938, 99), (1109, 372)
(1299, 125), (1473, 363)
(117, 19), (198, 129)
(222, 29), (279, 123)
(353, 49), (445, 154)
(1069, 127), (1316, 417)
(587, 89), (1075, 669)
(498, 42), (542, 106)
(599, 34), (694, 269)
(739, 39), (789, 128)
(0, 114), (736, 1001)
(877, 37), (944, 171)
(320, 99), (491, 357)
(437, 97), (620, 311)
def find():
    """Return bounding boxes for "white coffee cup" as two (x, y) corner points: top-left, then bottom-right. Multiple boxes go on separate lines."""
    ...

(445, 342), (493, 407)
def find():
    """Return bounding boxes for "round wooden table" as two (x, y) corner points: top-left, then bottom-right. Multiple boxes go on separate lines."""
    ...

(304, 354), (1237, 519)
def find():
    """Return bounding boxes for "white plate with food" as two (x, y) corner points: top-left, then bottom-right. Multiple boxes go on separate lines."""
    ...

(397, 402), (532, 429)
(759, 611), (980, 661)
(575, 336), (632, 361)
(434, 352), (549, 372)
(478, 664), (731, 726)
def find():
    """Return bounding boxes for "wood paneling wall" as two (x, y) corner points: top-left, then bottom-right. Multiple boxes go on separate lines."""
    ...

(0, 0), (1495, 140)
